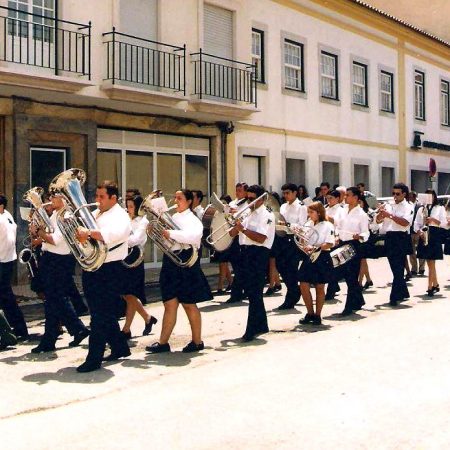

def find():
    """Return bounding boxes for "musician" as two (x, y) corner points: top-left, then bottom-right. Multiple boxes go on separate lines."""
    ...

(376, 183), (414, 306)
(225, 182), (248, 304)
(408, 191), (425, 276)
(413, 189), (447, 296)
(30, 193), (90, 353)
(298, 202), (335, 325)
(75, 181), (132, 372)
(126, 188), (141, 201)
(0, 311), (17, 350)
(146, 189), (212, 354)
(358, 196), (374, 291)
(274, 183), (307, 310)
(314, 182), (330, 205)
(0, 194), (29, 340)
(192, 190), (205, 220)
(229, 185), (275, 341)
(121, 195), (158, 339)
(334, 187), (369, 315)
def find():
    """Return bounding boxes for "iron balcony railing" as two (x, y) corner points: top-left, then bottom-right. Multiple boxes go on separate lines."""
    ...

(0, 6), (91, 78)
(103, 29), (186, 94)
(191, 49), (257, 107)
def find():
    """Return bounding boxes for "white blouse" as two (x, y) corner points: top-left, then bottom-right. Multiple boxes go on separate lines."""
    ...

(42, 210), (70, 255)
(413, 204), (447, 232)
(128, 216), (149, 248)
(167, 209), (203, 250)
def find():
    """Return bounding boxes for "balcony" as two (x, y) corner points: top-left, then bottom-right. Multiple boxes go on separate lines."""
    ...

(190, 49), (258, 119)
(0, 6), (92, 92)
(102, 29), (187, 107)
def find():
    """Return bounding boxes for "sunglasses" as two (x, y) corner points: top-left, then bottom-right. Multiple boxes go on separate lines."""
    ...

(392, 192), (403, 196)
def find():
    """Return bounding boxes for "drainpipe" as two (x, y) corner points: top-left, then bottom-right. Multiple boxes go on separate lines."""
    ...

(217, 121), (234, 195)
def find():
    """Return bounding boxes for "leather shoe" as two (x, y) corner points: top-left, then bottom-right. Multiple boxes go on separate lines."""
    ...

(31, 343), (56, 353)
(299, 313), (315, 324)
(312, 315), (322, 325)
(0, 332), (17, 348)
(225, 297), (241, 304)
(146, 342), (171, 353)
(389, 300), (398, 306)
(103, 348), (131, 361)
(275, 303), (296, 311)
(69, 329), (90, 347)
(76, 361), (102, 373)
(241, 333), (255, 342)
(142, 316), (158, 336)
(340, 309), (354, 317)
(274, 284), (282, 292)
(264, 287), (276, 296)
(182, 341), (205, 353)
(362, 281), (373, 290)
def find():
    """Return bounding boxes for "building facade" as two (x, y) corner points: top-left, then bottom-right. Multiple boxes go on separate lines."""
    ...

(0, 0), (448, 280)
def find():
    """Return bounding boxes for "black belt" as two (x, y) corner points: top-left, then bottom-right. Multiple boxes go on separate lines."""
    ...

(109, 242), (125, 252)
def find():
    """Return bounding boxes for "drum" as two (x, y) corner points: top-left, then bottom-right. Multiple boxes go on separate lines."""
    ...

(330, 244), (356, 268)
(201, 205), (233, 252)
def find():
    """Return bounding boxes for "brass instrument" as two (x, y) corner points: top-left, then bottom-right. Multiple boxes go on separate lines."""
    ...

(138, 190), (198, 268)
(49, 168), (107, 272)
(291, 224), (322, 262)
(421, 205), (429, 247)
(122, 245), (145, 269)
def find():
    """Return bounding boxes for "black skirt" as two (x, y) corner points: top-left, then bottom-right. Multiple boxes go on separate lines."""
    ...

(122, 261), (147, 302)
(417, 227), (444, 260)
(159, 250), (213, 304)
(298, 251), (332, 285)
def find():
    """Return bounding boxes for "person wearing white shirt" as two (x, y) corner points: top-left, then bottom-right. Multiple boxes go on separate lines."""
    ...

(75, 181), (132, 372)
(0, 194), (28, 340)
(408, 191), (426, 276)
(413, 190), (447, 296)
(333, 187), (369, 315)
(192, 190), (205, 220)
(30, 194), (89, 353)
(274, 183), (307, 310)
(376, 183), (414, 306)
(146, 189), (212, 354)
(121, 195), (157, 339)
(298, 202), (335, 325)
(230, 185), (275, 341)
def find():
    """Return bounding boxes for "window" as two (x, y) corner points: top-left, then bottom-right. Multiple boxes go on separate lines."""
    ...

(381, 167), (394, 197)
(284, 39), (304, 91)
(441, 80), (450, 126)
(354, 164), (369, 187)
(252, 29), (264, 83)
(320, 51), (338, 100)
(380, 71), (394, 113)
(242, 156), (262, 185)
(352, 62), (368, 106)
(30, 147), (66, 189)
(286, 158), (305, 185)
(322, 161), (339, 187)
(414, 70), (425, 120)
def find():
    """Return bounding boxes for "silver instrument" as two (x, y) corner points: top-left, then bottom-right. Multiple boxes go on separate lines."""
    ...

(123, 245), (145, 268)
(292, 224), (322, 262)
(420, 205), (430, 247)
(138, 190), (198, 268)
(49, 168), (108, 272)
(330, 244), (357, 268)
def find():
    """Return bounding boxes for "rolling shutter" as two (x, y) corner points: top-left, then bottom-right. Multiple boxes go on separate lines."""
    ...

(203, 4), (233, 59)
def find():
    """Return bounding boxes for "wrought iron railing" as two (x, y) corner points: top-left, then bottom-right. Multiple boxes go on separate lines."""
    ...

(0, 6), (91, 78)
(103, 29), (186, 94)
(191, 49), (257, 107)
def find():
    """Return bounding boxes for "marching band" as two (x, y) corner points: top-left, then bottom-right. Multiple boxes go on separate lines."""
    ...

(0, 169), (450, 373)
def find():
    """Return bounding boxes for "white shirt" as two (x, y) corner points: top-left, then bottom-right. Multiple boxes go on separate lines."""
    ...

(239, 205), (275, 250)
(93, 203), (131, 263)
(413, 204), (447, 232)
(168, 209), (203, 250)
(280, 199), (307, 227)
(382, 199), (414, 233)
(326, 203), (345, 221)
(128, 216), (149, 248)
(229, 197), (248, 212)
(42, 210), (70, 255)
(307, 220), (336, 247)
(335, 205), (370, 243)
(0, 210), (17, 262)
(193, 205), (205, 220)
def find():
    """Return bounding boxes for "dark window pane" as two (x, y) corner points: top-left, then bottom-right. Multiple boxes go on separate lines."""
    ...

(31, 148), (66, 189)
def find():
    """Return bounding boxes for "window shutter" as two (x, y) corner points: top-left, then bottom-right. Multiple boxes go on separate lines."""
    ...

(203, 4), (233, 59)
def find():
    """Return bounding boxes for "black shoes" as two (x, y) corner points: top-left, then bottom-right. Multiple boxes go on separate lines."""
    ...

(275, 302), (296, 311)
(31, 343), (56, 353)
(0, 332), (18, 350)
(404, 273), (412, 282)
(362, 281), (373, 291)
(340, 309), (354, 316)
(69, 329), (90, 347)
(121, 330), (132, 340)
(225, 297), (241, 304)
(143, 316), (158, 336)
(76, 361), (102, 373)
(146, 342), (171, 353)
(389, 300), (398, 307)
(265, 285), (282, 296)
(182, 341), (205, 353)
(299, 314), (321, 325)
(213, 289), (226, 296)
(103, 348), (131, 361)
(426, 289), (434, 297)
(418, 270), (425, 276)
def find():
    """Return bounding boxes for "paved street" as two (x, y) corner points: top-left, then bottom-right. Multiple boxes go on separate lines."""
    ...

(1, 257), (450, 449)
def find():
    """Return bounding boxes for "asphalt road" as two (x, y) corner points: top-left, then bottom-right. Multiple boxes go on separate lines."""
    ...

(1, 257), (450, 449)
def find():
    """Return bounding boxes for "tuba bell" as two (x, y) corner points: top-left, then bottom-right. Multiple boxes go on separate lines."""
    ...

(138, 190), (198, 268)
(22, 187), (54, 233)
(49, 168), (107, 272)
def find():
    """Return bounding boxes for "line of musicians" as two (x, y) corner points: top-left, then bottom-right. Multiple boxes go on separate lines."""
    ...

(0, 179), (449, 374)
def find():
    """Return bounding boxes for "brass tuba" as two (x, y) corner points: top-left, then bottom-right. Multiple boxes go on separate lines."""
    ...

(22, 187), (54, 233)
(138, 190), (198, 268)
(49, 168), (107, 272)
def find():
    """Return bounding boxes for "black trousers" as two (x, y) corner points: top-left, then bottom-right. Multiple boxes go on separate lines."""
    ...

(82, 261), (129, 364)
(228, 238), (245, 301)
(274, 237), (302, 306)
(386, 232), (410, 301)
(40, 252), (87, 346)
(240, 246), (270, 336)
(0, 261), (28, 336)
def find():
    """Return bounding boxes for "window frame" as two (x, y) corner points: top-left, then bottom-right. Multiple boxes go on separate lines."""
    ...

(251, 28), (265, 84)
(320, 50), (339, 101)
(352, 61), (368, 107)
(441, 79), (450, 127)
(380, 70), (394, 113)
(414, 69), (426, 121)
(283, 38), (304, 92)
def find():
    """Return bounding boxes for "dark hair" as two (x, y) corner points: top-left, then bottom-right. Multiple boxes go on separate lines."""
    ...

(393, 182), (409, 196)
(308, 201), (327, 222)
(346, 186), (362, 200)
(425, 189), (438, 207)
(235, 182), (248, 191)
(328, 190), (341, 199)
(179, 189), (194, 210)
(357, 182), (365, 188)
(97, 180), (119, 199)
(126, 195), (144, 218)
(360, 196), (370, 213)
(126, 188), (141, 196)
(314, 186), (320, 197)
(247, 184), (265, 198)
(192, 190), (204, 202)
(0, 194), (7, 208)
(220, 195), (232, 204)
(297, 184), (309, 199)
(409, 190), (417, 198)
(281, 183), (297, 192)
(332, 184), (339, 190)
(320, 182), (330, 189)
